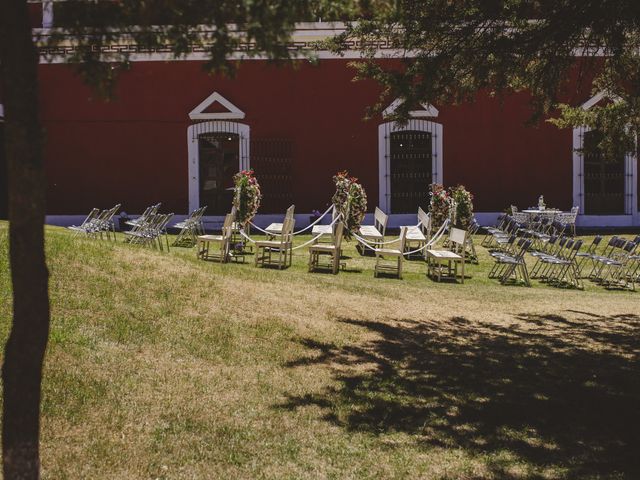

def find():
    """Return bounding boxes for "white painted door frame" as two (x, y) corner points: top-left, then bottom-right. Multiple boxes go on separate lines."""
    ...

(572, 126), (638, 224)
(378, 119), (443, 213)
(187, 122), (250, 212)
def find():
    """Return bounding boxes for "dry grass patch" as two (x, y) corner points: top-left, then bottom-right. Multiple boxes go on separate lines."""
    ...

(0, 223), (638, 479)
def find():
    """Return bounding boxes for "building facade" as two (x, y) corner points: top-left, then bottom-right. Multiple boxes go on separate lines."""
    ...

(2, 10), (638, 227)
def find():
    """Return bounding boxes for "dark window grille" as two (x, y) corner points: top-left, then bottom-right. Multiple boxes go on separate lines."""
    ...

(389, 130), (432, 213)
(251, 139), (294, 213)
(583, 130), (625, 215)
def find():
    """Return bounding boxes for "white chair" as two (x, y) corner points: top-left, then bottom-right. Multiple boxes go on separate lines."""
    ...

(196, 213), (234, 262)
(308, 220), (344, 274)
(374, 227), (408, 279)
(401, 207), (431, 259)
(265, 204), (295, 238)
(311, 207), (338, 243)
(255, 216), (295, 269)
(359, 207), (388, 251)
(427, 227), (467, 283)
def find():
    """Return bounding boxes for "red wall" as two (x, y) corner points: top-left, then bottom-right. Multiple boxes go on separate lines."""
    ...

(39, 60), (574, 214)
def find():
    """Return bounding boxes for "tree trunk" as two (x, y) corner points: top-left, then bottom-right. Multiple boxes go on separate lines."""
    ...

(0, 1), (50, 479)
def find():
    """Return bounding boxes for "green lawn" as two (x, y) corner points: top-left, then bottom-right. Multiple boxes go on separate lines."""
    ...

(0, 222), (638, 479)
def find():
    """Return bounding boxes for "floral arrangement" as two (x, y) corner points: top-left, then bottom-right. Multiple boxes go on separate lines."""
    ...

(332, 170), (367, 239)
(429, 183), (451, 229)
(449, 184), (474, 229)
(232, 169), (262, 226)
(429, 183), (475, 229)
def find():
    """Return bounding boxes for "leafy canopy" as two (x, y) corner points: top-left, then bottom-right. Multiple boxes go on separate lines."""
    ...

(332, 1), (640, 157)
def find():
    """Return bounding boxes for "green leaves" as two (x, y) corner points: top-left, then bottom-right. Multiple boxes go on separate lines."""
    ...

(340, 0), (640, 157)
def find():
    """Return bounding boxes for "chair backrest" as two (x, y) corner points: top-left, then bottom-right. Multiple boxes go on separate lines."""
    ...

(567, 239), (583, 261)
(398, 226), (408, 253)
(81, 208), (100, 226)
(222, 213), (234, 239)
(418, 208), (431, 237)
(449, 228), (467, 256)
(285, 204), (295, 220)
(156, 213), (173, 234)
(518, 239), (533, 258)
(374, 207), (388, 235)
(333, 220), (345, 251)
(588, 235), (602, 254)
(107, 204), (121, 220)
(279, 216), (295, 245)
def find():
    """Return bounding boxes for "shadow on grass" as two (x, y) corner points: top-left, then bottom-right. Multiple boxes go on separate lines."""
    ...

(279, 312), (640, 478)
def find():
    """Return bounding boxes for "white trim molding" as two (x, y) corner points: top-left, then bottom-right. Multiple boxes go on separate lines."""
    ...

(573, 125), (637, 218)
(382, 98), (439, 118)
(378, 119), (443, 213)
(189, 91), (245, 120)
(573, 91), (637, 221)
(187, 121), (250, 212)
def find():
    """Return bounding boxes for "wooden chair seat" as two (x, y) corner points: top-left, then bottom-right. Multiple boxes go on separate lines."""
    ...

(309, 244), (338, 252)
(359, 225), (383, 239)
(311, 224), (332, 235)
(198, 234), (223, 242)
(254, 240), (285, 248)
(265, 222), (283, 235)
(426, 227), (467, 283)
(376, 248), (403, 256)
(406, 226), (427, 241)
(426, 249), (462, 260)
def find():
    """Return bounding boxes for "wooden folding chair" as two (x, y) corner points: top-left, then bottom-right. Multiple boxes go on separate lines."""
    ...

(197, 213), (234, 262)
(374, 227), (408, 279)
(308, 220), (345, 274)
(426, 227), (467, 283)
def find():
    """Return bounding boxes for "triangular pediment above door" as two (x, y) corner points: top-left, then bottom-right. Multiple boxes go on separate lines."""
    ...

(189, 92), (245, 120)
(382, 98), (439, 118)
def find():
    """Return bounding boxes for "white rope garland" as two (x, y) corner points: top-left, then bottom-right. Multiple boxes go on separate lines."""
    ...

(238, 216), (450, 258)
(349, 219), (450, 255)
(248, 204), (335, 236)
(291, 214), (343, 250)
(239, 213), (343, 250)
(401, 220), (450, 256)
(237, 228), (256, 243)
(291, 204), (335, 235)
